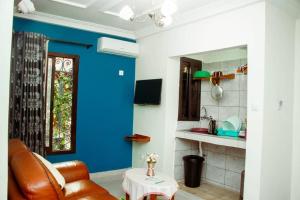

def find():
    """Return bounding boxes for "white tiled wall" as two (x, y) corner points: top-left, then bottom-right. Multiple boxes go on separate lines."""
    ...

(203, 143), (246, 191)
(174, 138), (199, 180)
(174, 140), (246, 192)
(175, 59), (247, 192)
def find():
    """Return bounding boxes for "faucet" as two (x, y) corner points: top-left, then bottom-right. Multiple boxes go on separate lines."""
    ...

(201, 106), (216, 134)
(200, 106), (211, 120)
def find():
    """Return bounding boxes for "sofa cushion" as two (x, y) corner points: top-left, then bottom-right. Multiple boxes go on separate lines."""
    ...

(53, 161), (90, 183)
(10, 150), (63, 199)
(64, 180), (109, 199)
(33, 153), (66, 189)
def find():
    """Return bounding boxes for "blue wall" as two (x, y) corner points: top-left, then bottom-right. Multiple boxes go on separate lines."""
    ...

(13, 17), (135, 173)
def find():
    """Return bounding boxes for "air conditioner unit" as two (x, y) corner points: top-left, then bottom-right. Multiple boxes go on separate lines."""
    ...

(97, 37), (139, 58)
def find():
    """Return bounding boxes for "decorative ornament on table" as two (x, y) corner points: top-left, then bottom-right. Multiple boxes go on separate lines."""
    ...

(146, 153), (159, 177)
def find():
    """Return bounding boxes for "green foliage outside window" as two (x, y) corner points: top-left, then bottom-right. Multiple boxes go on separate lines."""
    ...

(52, 70), (73, 151)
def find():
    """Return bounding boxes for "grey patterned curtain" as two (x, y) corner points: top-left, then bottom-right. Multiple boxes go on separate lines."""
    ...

(9, 32), (48, 156)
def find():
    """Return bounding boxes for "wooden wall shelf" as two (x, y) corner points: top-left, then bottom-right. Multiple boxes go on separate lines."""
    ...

(125, 134), (151, 143)
(193, 73), (235, 85)
(193, 73), (235, 81)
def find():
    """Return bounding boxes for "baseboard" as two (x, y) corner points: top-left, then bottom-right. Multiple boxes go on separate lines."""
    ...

(90, 168), (131, 180)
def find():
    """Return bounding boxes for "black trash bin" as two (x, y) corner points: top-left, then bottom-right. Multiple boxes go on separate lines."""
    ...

(183, 155), (205, 188)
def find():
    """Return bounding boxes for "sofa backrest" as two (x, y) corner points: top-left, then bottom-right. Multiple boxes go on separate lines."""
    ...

(8, 139), (28, 163)
(8, 139), (64, 200)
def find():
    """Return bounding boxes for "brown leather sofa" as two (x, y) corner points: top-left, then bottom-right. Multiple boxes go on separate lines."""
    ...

(8, 139), (117, 200)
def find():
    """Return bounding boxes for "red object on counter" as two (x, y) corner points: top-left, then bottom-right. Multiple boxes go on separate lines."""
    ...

(190, 128), (209, 134)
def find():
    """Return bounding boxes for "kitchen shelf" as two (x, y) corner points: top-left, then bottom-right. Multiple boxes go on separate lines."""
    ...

(193, 73), (235, 81)
(176, 131), (246, 149)
(125, 134), (151, 143)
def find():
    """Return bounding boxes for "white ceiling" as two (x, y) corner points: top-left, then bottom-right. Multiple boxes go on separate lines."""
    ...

(187, 46), (247, 63)
(28, 0), (215, 31)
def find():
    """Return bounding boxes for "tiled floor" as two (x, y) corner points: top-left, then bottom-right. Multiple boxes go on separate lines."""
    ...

(178, 181), (240, 200)
(92, 173), (202, 200)
(91, 173), (240, 200)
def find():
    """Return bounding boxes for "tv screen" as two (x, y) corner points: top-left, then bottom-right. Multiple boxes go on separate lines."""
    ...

(134, 79), (162, 105)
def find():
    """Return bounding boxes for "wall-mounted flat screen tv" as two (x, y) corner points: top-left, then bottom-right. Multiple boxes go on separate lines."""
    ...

(134, 79), (162, 105)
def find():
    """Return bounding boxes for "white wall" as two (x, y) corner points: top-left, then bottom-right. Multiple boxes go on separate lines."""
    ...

(291, 19), (300, 200)
(259, 2), (297, 199)
(0, 0), (14, 198)
(133, 33), (169, 170)
(133, 2), (266, 200)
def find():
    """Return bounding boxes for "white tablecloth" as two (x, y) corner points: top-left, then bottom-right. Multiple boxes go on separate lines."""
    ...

(122, 168), (178, 200)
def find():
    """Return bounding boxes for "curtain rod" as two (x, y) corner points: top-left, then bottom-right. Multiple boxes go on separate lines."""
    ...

(48, 38), (93, 49)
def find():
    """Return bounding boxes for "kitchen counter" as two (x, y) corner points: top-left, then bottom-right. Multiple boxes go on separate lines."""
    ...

(176, 131), (246, 149)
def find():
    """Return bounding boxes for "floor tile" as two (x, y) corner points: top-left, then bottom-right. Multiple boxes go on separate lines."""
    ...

(178, 181), (240, 200)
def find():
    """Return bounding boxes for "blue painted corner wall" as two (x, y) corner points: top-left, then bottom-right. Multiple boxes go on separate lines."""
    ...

(13, 17), (135, 173)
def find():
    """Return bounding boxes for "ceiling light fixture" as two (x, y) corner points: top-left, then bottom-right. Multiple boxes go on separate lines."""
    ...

(149, 13), (173, 28)
(160, 15), (173, 27)
(119, 5), (135, 21)
(117, 0), (177, 28)
(17, 0), (35, 14)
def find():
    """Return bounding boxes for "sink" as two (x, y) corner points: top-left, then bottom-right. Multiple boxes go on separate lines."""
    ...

(190, 128), (209, 134)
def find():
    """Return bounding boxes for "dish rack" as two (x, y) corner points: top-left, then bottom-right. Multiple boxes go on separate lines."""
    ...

(217, 128), (239, 137)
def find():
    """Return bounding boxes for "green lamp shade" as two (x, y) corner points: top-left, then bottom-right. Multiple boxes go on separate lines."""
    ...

(193, 70), (211, 78)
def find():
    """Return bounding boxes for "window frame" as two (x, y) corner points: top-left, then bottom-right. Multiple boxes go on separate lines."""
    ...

(46, 52), (79, 155)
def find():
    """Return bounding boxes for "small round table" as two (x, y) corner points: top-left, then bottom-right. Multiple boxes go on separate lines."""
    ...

(122, 168), (178, 200)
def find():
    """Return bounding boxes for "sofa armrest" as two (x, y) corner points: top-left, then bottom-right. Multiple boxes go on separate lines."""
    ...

(53, 161), (90, 183)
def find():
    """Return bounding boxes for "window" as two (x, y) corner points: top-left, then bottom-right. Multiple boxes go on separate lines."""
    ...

(45, 53), (79, 154)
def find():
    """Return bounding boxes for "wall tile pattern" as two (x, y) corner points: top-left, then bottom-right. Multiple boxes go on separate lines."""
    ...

(174, 140), (246, 192)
